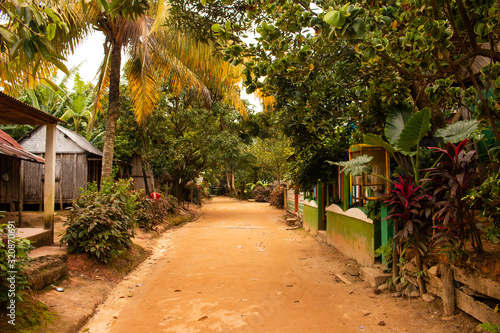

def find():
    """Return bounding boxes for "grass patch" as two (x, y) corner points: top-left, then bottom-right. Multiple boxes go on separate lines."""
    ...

(0, 293), (55, 333)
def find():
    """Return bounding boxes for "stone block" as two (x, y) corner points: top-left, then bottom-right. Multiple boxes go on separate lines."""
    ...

(360, 266), (392, 287)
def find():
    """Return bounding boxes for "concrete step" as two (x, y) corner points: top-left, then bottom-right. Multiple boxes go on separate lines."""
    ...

(30, 243), (68, 258)
(16, 228), (53, 248)
(285, 217), (298, 226)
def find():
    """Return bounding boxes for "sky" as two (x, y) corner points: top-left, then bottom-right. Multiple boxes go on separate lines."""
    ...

(63, 32), (105, 83)
(63, 32), (262, 112)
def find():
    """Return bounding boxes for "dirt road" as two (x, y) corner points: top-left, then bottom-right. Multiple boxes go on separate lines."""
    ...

(82, 196), (476, 332)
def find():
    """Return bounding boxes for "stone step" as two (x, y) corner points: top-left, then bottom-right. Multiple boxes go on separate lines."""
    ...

(360, 266), (392, 287)
(23, 254), (68, 290)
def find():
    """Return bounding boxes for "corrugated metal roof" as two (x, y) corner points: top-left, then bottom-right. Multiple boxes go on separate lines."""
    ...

(0, 143), (45, 163)
(0, 129), (44, 163)
(57, 126), (103, 156)
(0, 129), (23, 149)
(0, 91), (63, 125)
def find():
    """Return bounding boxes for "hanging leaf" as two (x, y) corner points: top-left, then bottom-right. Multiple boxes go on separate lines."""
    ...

(364, 133), (397, 153)
(327, 155), (373, 176)
(385, 108), (412, 146)
(396, 108), (431, 152)
(435, 119), (479, 144)
(324, 10), (346, 28)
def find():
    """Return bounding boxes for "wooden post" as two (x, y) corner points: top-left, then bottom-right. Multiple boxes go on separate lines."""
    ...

(441, 262), (456, 316)
(43, 124), (56, 243)
(18, 160), (24, 227)
(59, 155), (63, 210)
(393, 221), (399, 280)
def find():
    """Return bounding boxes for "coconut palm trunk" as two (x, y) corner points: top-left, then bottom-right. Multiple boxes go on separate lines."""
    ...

(101, 42), (123, 180)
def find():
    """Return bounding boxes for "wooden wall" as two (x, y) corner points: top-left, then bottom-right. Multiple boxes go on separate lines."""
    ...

(131, 154), (154, 191)
(0, 155), (20, 208)
(23, 153), (90, 204)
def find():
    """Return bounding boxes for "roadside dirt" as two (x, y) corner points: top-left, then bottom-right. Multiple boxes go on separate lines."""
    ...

(80, 196), (479, 333)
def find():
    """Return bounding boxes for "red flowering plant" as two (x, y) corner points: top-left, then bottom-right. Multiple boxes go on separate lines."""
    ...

(421, 139), (482, 262)
(384, 174), (431, 293)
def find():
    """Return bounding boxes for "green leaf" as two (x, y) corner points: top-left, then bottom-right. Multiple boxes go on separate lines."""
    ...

(385, 109), (412, 146)
(352, 18), (366, 36)
(327, 155), (373, 176)
(24, 39), (36, 60)
(495, 76), (500, 88)
(324, 10), (346, 28)
(0, 26), (17, 44)
(211, 24), (221, 33)
(46, 24), (56, 41)
(396, 108), (431, 152)
(364, 133), (397, 153)
(435, 119), (478, 144)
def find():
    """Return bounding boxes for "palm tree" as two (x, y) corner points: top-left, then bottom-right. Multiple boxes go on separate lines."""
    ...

(2, 1), (247, 180)
(81, 0), (246, 180)
(0, 1), (89, 93)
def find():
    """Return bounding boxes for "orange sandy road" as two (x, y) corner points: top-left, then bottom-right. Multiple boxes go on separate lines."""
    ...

(82, 196), (469, 333)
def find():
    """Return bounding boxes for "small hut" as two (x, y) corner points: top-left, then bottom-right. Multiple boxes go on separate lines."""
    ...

(0, 91), (62, 246)
(130, 153), (155, 192)
(19, 125), (131, 207)
(0, 130), (45, 212)
(19, 125), (104, 208)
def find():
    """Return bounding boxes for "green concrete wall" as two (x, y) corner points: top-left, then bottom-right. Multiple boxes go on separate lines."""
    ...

(326, 204), (375, 266)
(286, 188), (295, 212)
(303, 201), (319, 235)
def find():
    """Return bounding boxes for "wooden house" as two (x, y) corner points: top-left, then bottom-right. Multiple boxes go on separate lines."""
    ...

(0, 130), (45, 212)
(130, 153), (155, 192)
(19, 125), (104, 207)
(0, 91), (62, 246)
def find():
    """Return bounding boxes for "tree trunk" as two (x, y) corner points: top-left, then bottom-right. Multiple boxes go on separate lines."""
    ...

(231, 170), (235, 192)
(141, 156), (150, 195)
(101, 42), (122, 181)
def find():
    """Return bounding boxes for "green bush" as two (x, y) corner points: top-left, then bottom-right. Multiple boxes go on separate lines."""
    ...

(135, 192), (177, 230)
(468, 170), (500, 243)
(61, 178), (137, 263)
(0, 223), (32, 306)
(269, 185), (285, 209)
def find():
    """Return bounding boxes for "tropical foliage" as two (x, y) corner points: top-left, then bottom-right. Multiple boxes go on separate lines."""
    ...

(422, 139), (483, 260)
(61, 178), (138, 263)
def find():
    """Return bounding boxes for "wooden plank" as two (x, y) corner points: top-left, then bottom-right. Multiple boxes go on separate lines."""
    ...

(456, 288), (500, 325)
(73, 154), (77, 200)
(453, 266), (500, 300)
(19, 160), (23, 226)
(335, 273), (353, 285)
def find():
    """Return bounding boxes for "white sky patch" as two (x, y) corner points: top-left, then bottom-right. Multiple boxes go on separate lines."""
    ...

(61, 32), (106, 85)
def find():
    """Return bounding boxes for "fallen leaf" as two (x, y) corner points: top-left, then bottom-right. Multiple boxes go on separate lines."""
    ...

(174, 290), (182, 292)
(196, 316), (208, 321)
